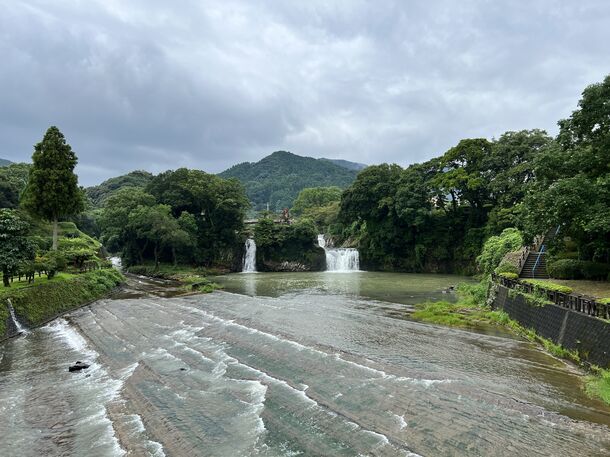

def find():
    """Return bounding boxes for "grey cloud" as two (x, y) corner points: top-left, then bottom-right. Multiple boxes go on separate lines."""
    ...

(0, 0), (608, 185)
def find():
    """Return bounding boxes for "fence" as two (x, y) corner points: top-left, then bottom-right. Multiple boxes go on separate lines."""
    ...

(491, 272), (609, 320)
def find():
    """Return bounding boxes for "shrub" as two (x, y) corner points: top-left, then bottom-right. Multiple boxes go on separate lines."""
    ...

(548, 259), (610, 280)
(547, 259), (583, 279)
(495, 261), (518, 275)
(522, 279), (573, 294)
(498, 272), (518, 280)
(581, 261), (610, 280)
(476, 228), (523, 275)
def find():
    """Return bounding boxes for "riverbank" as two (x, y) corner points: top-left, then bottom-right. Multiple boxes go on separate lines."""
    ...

(1, 268), (124, 339)
(125, 263), (223, 293)
(411, 279), (610, 405)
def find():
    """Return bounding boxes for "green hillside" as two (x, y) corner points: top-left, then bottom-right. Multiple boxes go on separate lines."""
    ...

(218, 151), (359, 211)
(321, 158), (367, 171)
(0, 158), (12, 167)
(85, 170), (153, 207)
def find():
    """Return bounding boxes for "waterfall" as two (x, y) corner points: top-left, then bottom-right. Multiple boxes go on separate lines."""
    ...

(6, 298), (26, 333)
(242, 238), (257, 273)
(317, 234), (360, 272)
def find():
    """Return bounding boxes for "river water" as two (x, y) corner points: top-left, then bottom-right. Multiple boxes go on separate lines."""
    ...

(1, 272), (609, 456)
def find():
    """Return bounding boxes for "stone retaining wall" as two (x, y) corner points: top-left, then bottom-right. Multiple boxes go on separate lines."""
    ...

(492, 285), (610, 367)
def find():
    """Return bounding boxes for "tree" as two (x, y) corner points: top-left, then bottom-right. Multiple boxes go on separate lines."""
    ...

(21, 127), (84, 250)
(126, 204), (191, 268)
(0, 209), (35, 287)
(0, 163), (30, 209)
(292, 187), (343, 215)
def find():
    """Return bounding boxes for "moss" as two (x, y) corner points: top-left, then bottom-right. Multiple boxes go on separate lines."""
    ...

(3, 268), (124, 330)
(598, 298), (610, 305)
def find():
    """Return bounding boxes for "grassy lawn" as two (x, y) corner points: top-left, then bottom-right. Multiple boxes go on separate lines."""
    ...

(1, 272), (77, 296)
(535, 279), (610, 299)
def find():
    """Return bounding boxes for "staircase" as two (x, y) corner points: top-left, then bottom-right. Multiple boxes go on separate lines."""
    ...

(520, 251), (549, 279)
(518, 225), (560, 279)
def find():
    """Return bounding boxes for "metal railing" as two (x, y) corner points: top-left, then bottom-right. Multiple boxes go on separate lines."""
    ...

(492, 272), (609, 320)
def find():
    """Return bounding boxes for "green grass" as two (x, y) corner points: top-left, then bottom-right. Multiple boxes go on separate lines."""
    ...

(586, 368), (610, 405)
(1, 272), (77, 293)
(2, 268), (124, 334)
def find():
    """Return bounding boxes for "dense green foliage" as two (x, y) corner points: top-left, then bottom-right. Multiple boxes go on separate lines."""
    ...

(292, 186), (343, 233)
(547, 259), (610, 280)
(524, 75), (610, 264)
(21, 126), (84, 250)
(219, 151), (358, 211)
(85, 170), (153, 208)
(2, 268), (123, 331)
(337, 131), (547, 273)
(0, 209), (36, 287)
(99, 168), (249, 268)
(319, 158), (367, 171)
(253, 218), (325, 271)
(336, 75), (610, 274)
(476, 228), (523, 276)
(0, 163), (30, 209)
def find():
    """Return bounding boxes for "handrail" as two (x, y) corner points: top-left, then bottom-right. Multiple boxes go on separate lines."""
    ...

(531, 244), (545, 277)
(492, 273), (609, 320)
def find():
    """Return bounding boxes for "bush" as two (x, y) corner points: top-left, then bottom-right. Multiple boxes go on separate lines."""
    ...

(498, 272), (518, 280)
(476, 228), (523, 275)
(547, 259), (583, 279)
(522, 279), (573, 294)
(581, 261), (610, 280)
(548, 259), (610, 280)
(495, 261), (518, 275)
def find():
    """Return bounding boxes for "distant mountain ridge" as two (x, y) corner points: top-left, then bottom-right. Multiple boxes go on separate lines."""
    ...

(85, 170), (153, 207)
(219, 151), (360, 211)
(0, 158), (12, 167)
(321, 158), (367, 171)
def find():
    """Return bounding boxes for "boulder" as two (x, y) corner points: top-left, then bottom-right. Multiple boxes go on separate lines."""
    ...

(68, 361), (90, 372)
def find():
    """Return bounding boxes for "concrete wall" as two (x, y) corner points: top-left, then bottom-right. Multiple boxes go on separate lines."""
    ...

(492, 285), (610, 368)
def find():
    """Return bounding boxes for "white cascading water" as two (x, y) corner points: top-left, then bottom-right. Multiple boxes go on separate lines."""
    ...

(242, 238), (257, 273)
(317, 234), (360, 272)
(6, 298), (26, 333)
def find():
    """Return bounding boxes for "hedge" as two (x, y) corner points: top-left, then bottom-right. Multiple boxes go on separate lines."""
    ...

(547, 259), (610, 280)
(522, 279), (573, 294)
(3, 268), (124, 333)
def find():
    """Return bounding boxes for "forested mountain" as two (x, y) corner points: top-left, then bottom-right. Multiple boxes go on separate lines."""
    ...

(0, 158), (12, 166)
(218, 151), (359, 211)
(321, 158), (367, 171)
(85, 170), (153, 207)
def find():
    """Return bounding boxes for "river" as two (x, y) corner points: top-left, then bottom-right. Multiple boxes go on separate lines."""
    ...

(1, 272), (609, 456)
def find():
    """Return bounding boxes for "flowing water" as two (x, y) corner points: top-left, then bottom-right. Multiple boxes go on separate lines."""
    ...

(318, 234), (360, 272)
(243, 238), (257, 273)
(1, 272), (609, 456)
(6, 298), (26, 333)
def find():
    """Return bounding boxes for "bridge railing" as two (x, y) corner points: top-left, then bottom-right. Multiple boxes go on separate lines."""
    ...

(492, 272), (609, 320)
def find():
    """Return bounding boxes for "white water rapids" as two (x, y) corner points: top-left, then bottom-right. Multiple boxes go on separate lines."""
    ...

(318, 234), (360, 272)
(242, 238), (257, 273)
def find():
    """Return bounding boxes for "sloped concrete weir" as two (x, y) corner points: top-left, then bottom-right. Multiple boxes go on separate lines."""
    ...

(0, 275), (609, 456)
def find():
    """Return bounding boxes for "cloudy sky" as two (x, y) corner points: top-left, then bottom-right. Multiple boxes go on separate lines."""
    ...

(1, 0), (609, 185)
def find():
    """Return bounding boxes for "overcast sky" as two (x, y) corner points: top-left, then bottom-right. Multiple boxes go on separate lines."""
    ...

(1, 0), (609, 185)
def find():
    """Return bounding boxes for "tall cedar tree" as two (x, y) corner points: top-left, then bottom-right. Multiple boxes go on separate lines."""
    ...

(21, 126), (84, 249)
